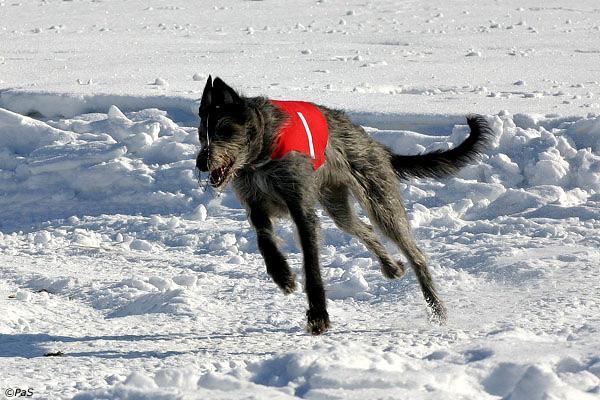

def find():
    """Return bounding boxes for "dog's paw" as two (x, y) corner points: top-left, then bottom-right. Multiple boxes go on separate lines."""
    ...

(278, 272), (297, 295)
(427, 300), (448, 325)
(306, 308), (330, 335)
(381, 260), (406, 279)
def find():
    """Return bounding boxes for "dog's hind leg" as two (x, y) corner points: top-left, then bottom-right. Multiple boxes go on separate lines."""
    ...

(353, 174), (447, 324)
(320, 184), (404, 279)
(247, 203), (296, 294)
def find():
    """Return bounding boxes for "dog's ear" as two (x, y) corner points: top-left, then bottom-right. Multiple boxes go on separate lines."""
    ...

(200, 75), (213, 112)
(213, 77), (242, 105)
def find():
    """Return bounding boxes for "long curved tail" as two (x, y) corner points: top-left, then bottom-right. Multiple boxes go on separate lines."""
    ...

(390, 114), (494, 180)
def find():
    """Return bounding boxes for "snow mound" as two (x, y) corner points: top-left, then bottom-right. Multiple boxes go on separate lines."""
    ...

(108, 289), (195, 318)
(73, 368), (296, 400)
(0, 108), (75, 154)
(327, 266), (371, 300)
(373, 112), (600, 223)
(482, 361), (600, 399)
(73, 343), (599, 399)
(100, 276), (206, 318)
(0, 105), (204, 230)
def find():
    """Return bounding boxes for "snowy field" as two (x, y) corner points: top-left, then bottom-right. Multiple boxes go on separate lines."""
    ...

(1, 1), (600, 399)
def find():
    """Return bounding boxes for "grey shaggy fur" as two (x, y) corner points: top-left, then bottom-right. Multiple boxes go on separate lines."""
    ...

(196, 76), (494, 335)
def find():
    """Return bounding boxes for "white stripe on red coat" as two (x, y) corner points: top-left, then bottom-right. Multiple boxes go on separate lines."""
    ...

(296, 111), (315, 159)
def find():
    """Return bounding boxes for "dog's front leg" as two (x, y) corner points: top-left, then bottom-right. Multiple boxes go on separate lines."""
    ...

(248, 203), (297, 294)
(284, 199), (330, 335)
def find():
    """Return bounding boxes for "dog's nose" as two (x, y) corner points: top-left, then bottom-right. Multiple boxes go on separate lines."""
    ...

(196, 150), (209, 171)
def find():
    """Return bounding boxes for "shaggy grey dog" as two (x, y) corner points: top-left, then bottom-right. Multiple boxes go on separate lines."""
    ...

(196, 76), (493, 335)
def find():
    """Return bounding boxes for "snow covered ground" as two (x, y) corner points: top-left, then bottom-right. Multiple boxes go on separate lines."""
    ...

(1, 1), (599, 399)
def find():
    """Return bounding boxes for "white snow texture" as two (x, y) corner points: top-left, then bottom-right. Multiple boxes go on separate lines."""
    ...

(1, 1), (599, 399)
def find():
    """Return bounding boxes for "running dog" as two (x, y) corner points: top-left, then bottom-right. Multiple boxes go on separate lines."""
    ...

(196, 76), (493, 335)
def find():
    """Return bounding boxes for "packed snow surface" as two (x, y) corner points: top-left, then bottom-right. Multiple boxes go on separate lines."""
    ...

(1, 1), (600, 399)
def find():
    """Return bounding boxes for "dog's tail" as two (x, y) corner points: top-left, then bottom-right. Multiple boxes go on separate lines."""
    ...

(389, 114), (494, 180)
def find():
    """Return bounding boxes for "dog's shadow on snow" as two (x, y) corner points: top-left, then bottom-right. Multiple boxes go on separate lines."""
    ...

(0, 333), (192, 359)
(0, 328), (299, 359)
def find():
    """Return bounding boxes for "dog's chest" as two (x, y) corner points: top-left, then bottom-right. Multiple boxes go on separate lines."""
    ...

(241, 169), (272, 193)
(233, 169), (287, 212)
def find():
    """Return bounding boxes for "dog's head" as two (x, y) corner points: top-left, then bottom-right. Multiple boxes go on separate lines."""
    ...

(196, 76), (251, 189)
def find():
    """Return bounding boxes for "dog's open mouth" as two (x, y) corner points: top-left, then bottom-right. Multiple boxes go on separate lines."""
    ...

(209, 159), (235, 188)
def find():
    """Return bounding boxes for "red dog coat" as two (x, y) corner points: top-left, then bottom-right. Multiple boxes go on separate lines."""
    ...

(269, 100), (329, 170)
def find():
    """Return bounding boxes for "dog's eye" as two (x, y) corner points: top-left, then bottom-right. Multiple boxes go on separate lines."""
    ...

(210, 128), (230, 141)
(221, 130), (234, 139)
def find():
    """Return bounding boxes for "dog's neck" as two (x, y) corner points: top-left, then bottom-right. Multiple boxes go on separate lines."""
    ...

(246, 102), (272, 169)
